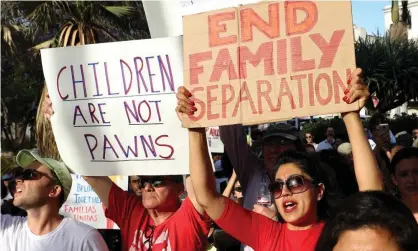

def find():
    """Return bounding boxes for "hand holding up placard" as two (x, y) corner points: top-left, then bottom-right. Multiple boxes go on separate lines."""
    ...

(182, 1), (358, 127)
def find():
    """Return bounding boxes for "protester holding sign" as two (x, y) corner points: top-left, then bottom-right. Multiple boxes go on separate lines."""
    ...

(43, 95), (211, 251)
(1, 150), (108, 251)
(176, 69), (383, 251)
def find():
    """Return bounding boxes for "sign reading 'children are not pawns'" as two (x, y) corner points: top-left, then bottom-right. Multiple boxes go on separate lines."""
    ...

(182, 1), (358, 127)
(41, 37), (189, 175)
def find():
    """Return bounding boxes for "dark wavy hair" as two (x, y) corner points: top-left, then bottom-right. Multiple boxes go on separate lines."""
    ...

(315, 191), (418, 251)
(274, 151), (342, 221)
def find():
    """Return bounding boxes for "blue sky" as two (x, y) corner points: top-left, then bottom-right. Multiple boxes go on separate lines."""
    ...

(352, 1), (391, 35)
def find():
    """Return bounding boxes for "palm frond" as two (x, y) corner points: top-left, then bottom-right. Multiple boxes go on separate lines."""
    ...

(103, 6), (135, 17)
(355, 33), (418, 113)
(30, 38), (56, 56)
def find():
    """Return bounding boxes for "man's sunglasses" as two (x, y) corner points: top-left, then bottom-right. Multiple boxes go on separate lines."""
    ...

(268, 174), (317, 199)
(14, 169), (57, 182)
(233, 187), (242, 193)
(8, 169), (59, 195)
(139, 176), (179, 189)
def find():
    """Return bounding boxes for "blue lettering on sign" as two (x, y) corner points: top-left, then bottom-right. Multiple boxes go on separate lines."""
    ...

(77, 183), (94, 192)
(74, 193), (102, 204)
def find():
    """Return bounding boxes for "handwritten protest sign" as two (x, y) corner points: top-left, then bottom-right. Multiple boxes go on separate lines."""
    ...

(182, 1), (357, 127)
(206, 127), (224, 153)
(60, 175), (128, 229)
(41, 37), (189, 175)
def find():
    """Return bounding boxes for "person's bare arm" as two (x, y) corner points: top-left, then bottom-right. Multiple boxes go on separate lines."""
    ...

(82, 176), (114, 208)
(343, 68), (383, 191)
(222, 170), (237, 198)
(176, 87), (227, 219)
(185, 175), (205, 215)
(188, 129), (226, 220)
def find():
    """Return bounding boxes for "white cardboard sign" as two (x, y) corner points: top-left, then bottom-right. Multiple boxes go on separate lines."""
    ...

(59, 175), (128, 229)
(41, 37), (189, 175)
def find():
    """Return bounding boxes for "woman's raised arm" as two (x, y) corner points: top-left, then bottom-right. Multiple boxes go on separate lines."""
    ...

(343, 68), (383, 191)
(176, 87), (226, 220)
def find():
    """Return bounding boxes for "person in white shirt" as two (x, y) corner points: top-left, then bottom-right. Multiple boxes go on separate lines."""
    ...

(1, 150), (108, 251)
(316, 127), (336, 151)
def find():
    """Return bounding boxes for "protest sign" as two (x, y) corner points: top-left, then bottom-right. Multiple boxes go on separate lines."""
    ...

(41, 37), (189, 175)
(59, 175), (128, 229)
(182, 1), (357, 127)
(206, 127), (224, 153)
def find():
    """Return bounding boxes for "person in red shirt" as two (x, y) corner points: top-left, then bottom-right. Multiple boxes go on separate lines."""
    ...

(102, 175), (211, 251)
(175, 68), (383, 251)
(43, 96), (211, 251)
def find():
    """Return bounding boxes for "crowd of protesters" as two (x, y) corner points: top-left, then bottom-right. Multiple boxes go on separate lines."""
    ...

(1, 68), (418, 251)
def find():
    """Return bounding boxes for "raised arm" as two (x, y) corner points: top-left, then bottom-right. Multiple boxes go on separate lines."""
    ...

(188, 129), (226, 219)
(222, 170), (237, 198)
(343, 68), (383, 191)
(176, 87), (225, 219)
(82, 176), (113, 208)
(185, 175), (205, 215)
(176, 87), (261, 193)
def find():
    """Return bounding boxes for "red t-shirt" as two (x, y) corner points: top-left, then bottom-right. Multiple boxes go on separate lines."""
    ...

(105, 184), (211, 251)
(215, 198), (325, 251)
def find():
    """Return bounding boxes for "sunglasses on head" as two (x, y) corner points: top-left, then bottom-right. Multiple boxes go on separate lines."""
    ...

(268, 174), (317, 199)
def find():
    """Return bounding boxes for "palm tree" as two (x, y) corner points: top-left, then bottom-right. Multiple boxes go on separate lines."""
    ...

(355, 34), (418, 114)
(1, 2), (27, 57)
(24, 1), (149, 159)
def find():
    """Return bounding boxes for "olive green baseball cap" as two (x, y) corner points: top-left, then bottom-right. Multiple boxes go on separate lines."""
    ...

(16, 149), (72, 203)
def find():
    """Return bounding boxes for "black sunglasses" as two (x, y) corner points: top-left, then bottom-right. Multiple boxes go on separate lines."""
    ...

(139, 176), (177, 189)
(268, 174), (316, 199)
(9, 169), (58, 195)
(14, 169), (57, 183)
(233, 187), (242, 193)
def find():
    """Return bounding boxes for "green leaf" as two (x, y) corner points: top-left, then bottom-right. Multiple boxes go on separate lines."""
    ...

(103, 6), (134, 17)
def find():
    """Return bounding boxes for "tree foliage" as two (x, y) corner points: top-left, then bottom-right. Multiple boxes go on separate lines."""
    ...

(0, 1), (150, 155)
(355, 35), (418, 113)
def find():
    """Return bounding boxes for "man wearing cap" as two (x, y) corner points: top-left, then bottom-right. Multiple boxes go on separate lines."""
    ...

(1, 150), (108, 251)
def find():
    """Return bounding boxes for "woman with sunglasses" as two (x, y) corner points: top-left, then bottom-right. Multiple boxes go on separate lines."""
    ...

(176, 68), (383, 250)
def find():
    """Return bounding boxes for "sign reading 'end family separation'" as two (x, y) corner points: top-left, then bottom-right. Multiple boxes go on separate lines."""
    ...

(41, 37), (189, 175)
(182, 1), (357, 127)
